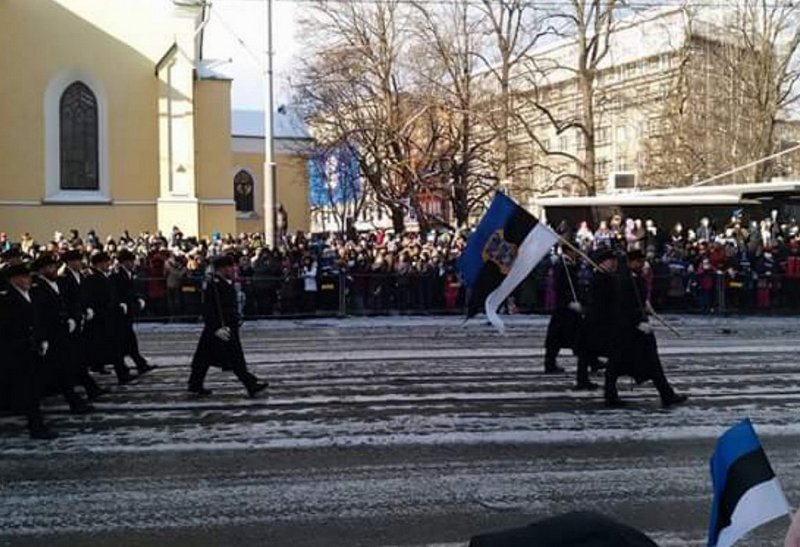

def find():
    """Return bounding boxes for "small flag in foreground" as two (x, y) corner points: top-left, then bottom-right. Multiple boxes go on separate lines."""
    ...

(708, 418), (790, 547)
(457, 192), (559, 332)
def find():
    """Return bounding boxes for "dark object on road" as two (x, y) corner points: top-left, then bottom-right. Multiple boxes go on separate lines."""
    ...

(469, 511), (659, 547)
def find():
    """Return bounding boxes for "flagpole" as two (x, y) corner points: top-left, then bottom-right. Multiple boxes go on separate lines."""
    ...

(560, 253), (579, 304)
(648, 308), (682, 338)
(546, 227), (602, 271)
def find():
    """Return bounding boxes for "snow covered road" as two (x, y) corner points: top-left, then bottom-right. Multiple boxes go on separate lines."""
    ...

(1, 315), (798, 546)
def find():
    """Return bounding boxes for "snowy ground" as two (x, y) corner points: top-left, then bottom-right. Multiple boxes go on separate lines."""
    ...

(1, 315), (799, 546)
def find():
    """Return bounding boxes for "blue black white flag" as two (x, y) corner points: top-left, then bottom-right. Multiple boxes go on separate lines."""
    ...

(708, 418), (790, 547)
(457, 192), (559, 332)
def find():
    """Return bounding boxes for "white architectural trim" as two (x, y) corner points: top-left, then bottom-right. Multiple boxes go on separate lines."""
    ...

(0, 200), (41, 206)
(199, 198), (236, 206)
(157, 196), (199, 205)
(232, 165), (258, 215)
(113, 200), (157, 206)
(44, 69), (110, 203)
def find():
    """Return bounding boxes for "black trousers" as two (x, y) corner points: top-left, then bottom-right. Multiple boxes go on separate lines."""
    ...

(188, 334), (258, 392)
(188, 360), (258, 391)
(120, 322), (148, 370)
(2, 361), (46, 432)
(545, 310), (600, 384)
(604, 333), (675, 403)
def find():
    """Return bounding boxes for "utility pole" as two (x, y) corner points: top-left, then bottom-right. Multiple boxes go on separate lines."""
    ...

(263, 0), (277, 248)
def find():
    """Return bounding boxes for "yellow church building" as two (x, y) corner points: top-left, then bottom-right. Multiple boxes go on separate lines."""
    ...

(0, 0), (311, 242)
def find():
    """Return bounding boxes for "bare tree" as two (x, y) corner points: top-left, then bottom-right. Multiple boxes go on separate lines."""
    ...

(511, 0), (620, 197)
(719, 1), (800, 181)
(471, 0), (548, 194)
(296, 0), (453, 233)
(641, 2), (800, 186)
(409, 0), (498, 227)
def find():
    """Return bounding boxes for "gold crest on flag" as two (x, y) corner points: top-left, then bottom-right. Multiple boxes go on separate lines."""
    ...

(482, 229), (518, 275)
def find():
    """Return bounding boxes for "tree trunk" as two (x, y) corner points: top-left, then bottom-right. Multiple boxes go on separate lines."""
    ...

(452, 168), (469, 227)
(578, 52), (597, 196)
(390, 206), (406, 234)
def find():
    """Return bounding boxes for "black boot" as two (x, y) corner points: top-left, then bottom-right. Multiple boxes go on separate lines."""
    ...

(188, 386), (213, 397)
(604, 371), (626, 408)
(543, 347), (565, 374)
(247, 381), (269, 398)
(28, 412), (58, 440)
(662, 393), (688, 408)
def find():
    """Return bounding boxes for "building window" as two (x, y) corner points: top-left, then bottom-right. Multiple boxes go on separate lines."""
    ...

(234, 170), (255, 213)
(59, 82), (99, 191)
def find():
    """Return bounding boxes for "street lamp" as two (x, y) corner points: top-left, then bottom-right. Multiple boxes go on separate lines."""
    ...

(263, 0), (277, 248)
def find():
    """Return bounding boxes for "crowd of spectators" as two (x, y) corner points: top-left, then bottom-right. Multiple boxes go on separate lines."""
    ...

(552, 209), (800, 313)
(0, 227), (468, 318)
(3, 208), (800, 318)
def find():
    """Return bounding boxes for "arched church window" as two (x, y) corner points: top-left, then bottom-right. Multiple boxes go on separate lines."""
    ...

(60, 82), (99, 190)
(234, 170), (255, 213)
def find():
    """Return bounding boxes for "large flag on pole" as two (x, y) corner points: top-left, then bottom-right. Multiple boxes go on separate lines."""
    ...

(708, 418), (790, 547)
(457, 192), (559, 332)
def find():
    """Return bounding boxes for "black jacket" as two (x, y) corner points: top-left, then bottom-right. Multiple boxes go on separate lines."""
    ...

(81, 268), (120, 365)
(58, 268), (85, 326)
(191, 275), (245, 370)
(0, 287), (40, 411)
(583, 268), (617, 355)
(111, 267), (142, 320)
(0, 287), (36, 364)
(203, 275), (240, 332)
(31, 275), (69, 346)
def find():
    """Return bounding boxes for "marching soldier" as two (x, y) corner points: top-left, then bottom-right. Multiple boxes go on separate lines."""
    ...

(31, 254), (93, 414)
(83, 251), (136, 384)
(188, 254), (268, 398)
(583, 248), (617, 394)
(58, 249), (108, 400)
(542, 247), (601, 390)
(111, 249), (155, 375)
(0, 262), (58, 439)
(597, 249), (688, 408)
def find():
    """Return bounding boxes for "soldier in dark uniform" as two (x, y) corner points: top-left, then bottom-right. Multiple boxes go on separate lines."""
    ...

(0, 248), (24, 290)
(542, 247), (601, 390)
(0, 263), (58, 439)
(83, 251), (136, 384)
(111, 249), (155, 375)
(602, 249), (688, 408)
(188, 254), (268, 397)
(30, 254), (94, 414)
(58, 249), (108, 401)
(583, 248), (617, 386)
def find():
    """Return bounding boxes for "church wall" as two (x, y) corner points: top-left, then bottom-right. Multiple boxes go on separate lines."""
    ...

(231, 149), (311, 236)
(0, 204), (157, 241)
(194, 79), (236, 237)
(0, 0), (182, 241)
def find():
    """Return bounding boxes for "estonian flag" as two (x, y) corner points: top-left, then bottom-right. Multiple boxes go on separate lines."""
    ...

(457, 192), (559, 332)
(708, 418), (790, 547)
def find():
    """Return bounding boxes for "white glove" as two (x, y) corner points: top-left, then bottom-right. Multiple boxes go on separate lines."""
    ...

(214, 327), (231, 342)
(85, 308), (95, 322)
(567, 301), (582, 313)
(67, 319), (77, 334)
(39, 341), (49, 357)
(138, 298), (146, 311)
(637, 322), (654, 335)
(120, 303), (128, 315)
